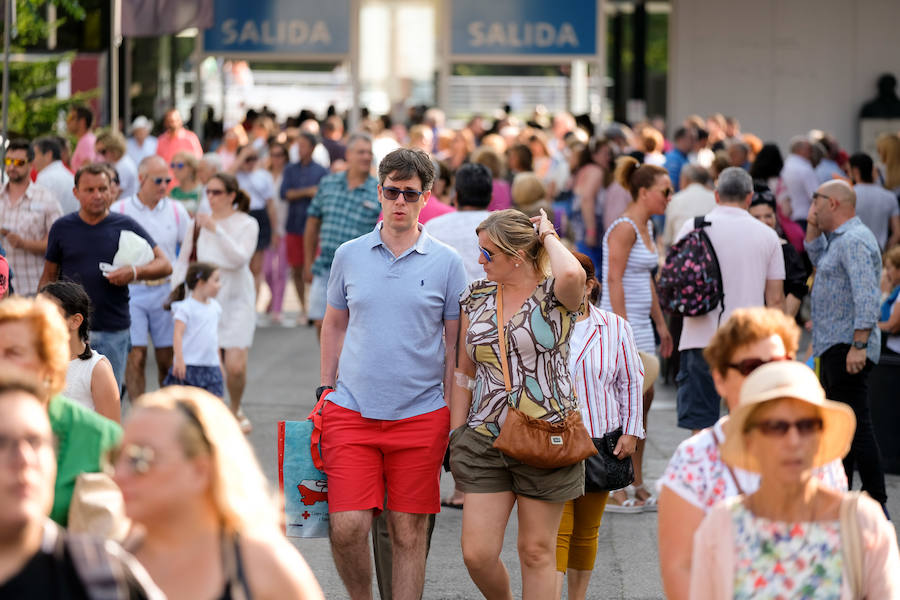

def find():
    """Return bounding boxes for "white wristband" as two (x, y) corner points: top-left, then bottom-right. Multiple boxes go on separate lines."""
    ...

(454, 371), (475, 391)
(131, 265), (137, 281)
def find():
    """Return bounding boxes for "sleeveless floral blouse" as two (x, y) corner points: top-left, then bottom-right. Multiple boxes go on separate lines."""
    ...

(461, 277), (582, 438)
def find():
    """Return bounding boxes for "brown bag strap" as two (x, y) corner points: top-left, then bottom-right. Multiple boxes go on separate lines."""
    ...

(496, 284), (512, 394)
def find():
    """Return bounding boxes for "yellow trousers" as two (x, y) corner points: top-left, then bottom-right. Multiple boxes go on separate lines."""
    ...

(555, 491), (610, 572)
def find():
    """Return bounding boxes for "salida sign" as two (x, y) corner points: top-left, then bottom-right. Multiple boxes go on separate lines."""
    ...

(204, 0), (349, 56)
(451, 0), (597, 57)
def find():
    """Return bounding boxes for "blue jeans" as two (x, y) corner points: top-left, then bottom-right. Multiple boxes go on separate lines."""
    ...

(90, 328), (131, 391)
(675, 348), (721, 430)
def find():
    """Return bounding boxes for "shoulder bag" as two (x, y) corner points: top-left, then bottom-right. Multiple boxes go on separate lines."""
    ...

(491, 284), (597, 469)
(584, 427), (635, 492)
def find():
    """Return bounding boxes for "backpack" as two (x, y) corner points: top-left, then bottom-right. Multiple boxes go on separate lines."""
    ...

(657, 216), (724, 318)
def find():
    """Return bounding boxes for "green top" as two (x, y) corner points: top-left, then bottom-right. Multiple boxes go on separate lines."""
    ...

(171, 186), (202, 214)
(47, 395), (122, 525)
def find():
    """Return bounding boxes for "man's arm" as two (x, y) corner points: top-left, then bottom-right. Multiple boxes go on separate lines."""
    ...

(4, 233), (48, 255)
(303, 216), (321, 283)
(442, 318), (460, 406)
(284, 185), (319, 202)
(37, 260), (60, 291)
(106, 246), (172, 286)
(842, 238), (881, 374)
(887, 215), (900, 250)
(764, 279), (786, 312)
(319, 305), (349, 386)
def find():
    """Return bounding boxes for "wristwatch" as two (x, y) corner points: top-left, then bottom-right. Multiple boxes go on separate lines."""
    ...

(852, 341), (868, 350)
(316, 385), (334, 401)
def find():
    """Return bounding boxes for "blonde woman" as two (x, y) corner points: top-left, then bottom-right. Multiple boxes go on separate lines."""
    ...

(876, 132), (900, 195)
(112, 386), (324, 600)
(450, 208), (585, 600)
(170, 151), (203, 214)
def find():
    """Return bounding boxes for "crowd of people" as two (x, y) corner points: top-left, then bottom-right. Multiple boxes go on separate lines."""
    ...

(1, 98), (899, 598)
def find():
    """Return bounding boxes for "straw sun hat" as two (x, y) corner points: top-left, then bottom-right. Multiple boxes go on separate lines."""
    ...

(720, 361), (856, 473)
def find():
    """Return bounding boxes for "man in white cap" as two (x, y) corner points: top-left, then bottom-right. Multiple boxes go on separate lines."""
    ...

(127, 116), (158, 166)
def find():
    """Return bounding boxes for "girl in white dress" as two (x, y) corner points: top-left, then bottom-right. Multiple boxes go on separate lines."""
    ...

(173, 172), (259, 432)
(41, 280), (121, 423)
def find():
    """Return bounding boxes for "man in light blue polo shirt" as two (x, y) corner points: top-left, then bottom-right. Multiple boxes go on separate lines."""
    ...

(318, 147), (466, 600)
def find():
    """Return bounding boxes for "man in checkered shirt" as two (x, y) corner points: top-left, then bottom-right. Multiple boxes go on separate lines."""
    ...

(303, 133), (379, 337)
(0, 139), (63, 295)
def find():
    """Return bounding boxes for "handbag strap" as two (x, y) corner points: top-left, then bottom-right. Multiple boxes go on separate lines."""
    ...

(839, 491), (865, 599)
(496, 285), (512, 394)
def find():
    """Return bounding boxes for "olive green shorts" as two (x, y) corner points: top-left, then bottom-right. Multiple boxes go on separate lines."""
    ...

(448, 425), (585, 503)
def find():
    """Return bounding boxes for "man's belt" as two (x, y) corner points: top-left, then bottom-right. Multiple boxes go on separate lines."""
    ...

(138, 278), (169, 287)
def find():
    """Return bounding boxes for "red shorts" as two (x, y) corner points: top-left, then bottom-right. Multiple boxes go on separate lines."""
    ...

(285, 233), (304, 267)
(321, 402), (449, 515)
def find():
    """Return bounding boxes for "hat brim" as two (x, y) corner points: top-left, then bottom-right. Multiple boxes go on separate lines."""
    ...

(638, 352), (659, 394)
(720, 392), (856, 473)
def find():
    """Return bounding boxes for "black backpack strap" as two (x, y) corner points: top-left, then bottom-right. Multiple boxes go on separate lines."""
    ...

(694, 215), (710, 229)
(693, 218), (727, 323)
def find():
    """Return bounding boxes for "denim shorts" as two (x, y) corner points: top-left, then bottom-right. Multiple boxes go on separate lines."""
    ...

(163, 365), (224, 398)
(307, 273), (329, 321)
(128, 284), (174, 347)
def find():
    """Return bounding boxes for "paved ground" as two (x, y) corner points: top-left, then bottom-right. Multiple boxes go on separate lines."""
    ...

(143, 294), (900, 599)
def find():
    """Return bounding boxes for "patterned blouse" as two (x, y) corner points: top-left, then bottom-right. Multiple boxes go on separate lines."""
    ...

(657, 417), (848, 512)
(731, 500), (843, 599)
(461, 277), (581, 438)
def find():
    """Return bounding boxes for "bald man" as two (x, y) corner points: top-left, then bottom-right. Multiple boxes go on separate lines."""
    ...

(111, 156), (190, 398)
(806, 179), (888, 512)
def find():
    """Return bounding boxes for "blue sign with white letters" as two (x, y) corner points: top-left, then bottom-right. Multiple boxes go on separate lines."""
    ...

(451, 0), (597, 57)
(203, 0), (349, 56)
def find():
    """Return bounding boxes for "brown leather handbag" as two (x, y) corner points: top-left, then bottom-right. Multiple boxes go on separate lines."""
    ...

(491, 285), (597, 469)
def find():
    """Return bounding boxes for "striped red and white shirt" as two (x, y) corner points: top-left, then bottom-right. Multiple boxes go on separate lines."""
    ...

(568, 304), (645, 438)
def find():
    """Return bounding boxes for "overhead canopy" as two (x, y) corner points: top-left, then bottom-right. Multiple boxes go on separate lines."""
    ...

(121, 0), (214, 37)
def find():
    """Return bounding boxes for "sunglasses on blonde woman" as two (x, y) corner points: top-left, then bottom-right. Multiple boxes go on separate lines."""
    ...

(727, 356), (789, 376)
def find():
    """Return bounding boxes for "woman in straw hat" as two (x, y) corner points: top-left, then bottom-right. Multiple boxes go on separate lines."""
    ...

(690, 361), (899, 599)
(658, 308), (848, 600)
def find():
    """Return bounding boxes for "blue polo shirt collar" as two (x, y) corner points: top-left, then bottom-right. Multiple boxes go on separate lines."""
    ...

(368, 222), (432, 255)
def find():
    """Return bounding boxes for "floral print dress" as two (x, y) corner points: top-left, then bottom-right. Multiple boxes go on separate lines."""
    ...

(461, 277), (581, 438)
(731, 500), (843, 599)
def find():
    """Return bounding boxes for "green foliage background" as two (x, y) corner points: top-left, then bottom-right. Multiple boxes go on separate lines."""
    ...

(1, 0), (97, 139)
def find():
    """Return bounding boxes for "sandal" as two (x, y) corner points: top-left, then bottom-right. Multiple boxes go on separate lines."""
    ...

(235, 409), (253, 434)
(632, 484), (658, 512)
(603, 487), (643, 514)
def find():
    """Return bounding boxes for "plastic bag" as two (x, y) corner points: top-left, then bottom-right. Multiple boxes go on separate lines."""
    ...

(99, 230), (154, 275)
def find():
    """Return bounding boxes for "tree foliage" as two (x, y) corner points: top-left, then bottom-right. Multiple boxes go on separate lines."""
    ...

(2, 0), (97, 139)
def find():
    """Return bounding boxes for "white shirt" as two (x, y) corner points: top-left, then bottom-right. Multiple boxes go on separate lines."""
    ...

(675, 205), (784, 350)
(172, 296), (222, 366)
(115, 155), (139, 200)
(63, 349), (108, 411)
(35, 161), (78, 214)
(662, 183), (717, 251)
(780, 154), (819, 221)
(110, 195), (190, 265)
(853, 183), (899, 250)
(236, 169), (275, 211)
(126, 135), (158, 166)
(423, 210), (490, 282)
(568, 305), (645, 438)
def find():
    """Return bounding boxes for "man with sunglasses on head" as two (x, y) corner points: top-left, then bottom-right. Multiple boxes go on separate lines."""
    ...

(673, 167), (785, 434)
(806, 179), (888, 514)
(0, 139), (63, 296)
(111, 156), (190, 399)
(319, 147), (466, 600)
(39, 163), (172, 391)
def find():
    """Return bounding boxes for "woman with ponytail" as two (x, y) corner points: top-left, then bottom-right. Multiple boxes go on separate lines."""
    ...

(600, 156), (673, 512)
(41, 280), (121, 423)
(173, 172), (259, 432)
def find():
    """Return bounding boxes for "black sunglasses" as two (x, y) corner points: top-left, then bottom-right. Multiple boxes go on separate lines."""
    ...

(153, 177), (173, 186)
(382, 186), (423, 202)
(747, 417), (824, 437)
(727, 356), (789, 377)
